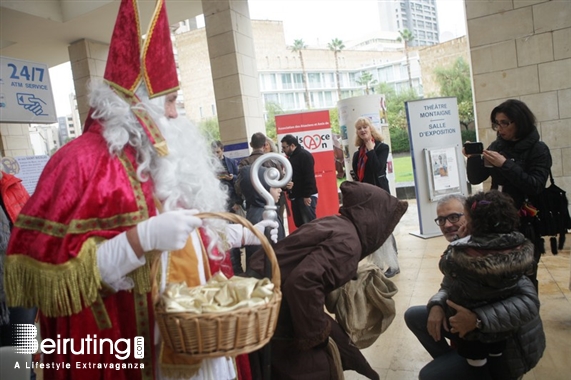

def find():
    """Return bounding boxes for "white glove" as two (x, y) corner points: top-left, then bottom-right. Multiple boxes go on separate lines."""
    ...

(97, 232), (145, 291)
(246, 220), (279, 245)
(137, 209), (202, 252)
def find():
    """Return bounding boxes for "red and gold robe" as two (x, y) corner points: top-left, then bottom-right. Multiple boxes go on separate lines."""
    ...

(6, 122), (160, 380)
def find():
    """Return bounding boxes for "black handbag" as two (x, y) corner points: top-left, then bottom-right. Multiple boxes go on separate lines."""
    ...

(532, 171), (571, 253)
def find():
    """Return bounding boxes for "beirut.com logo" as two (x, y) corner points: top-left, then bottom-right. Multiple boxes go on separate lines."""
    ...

(13, 324), (144, 360)
(13, 324), (37, 354)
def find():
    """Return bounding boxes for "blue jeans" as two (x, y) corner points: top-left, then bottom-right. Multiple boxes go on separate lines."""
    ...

(290, 196), (317, 227)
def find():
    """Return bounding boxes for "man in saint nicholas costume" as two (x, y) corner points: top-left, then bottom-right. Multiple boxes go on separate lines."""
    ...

(4, 0), (276, 379)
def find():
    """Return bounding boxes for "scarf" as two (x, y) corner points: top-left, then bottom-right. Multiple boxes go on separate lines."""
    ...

(357, 139), (374, 181)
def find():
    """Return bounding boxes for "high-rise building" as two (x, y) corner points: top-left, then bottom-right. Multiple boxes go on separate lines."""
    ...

(378, 0), (439, 46)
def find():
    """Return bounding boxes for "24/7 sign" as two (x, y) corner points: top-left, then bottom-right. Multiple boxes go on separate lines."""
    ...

(0, 56), (57, 123)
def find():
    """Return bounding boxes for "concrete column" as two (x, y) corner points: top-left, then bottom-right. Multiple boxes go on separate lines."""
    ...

(68, 39), (109, 126)
(0, 123), (34, 157)
(202, 0), (265, 146)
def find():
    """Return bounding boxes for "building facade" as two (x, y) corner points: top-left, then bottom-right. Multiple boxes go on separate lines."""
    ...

(377, 0), (440, 46)
(176, 20), (423, 123)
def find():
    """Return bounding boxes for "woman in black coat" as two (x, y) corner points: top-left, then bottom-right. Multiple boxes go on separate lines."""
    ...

(352, 117), (390, 193)
(352, 117), (400, 277)
(465, 99), (552, 290)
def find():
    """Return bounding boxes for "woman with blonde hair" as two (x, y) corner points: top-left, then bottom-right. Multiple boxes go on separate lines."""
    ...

(352, 117), (388, 191)
(351, 117), (400, 277)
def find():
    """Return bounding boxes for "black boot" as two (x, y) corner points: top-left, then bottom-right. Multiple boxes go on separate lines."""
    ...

(384, 267), (400, 278)
(550, 236), (558, 255)
(538, 238), (545, 254)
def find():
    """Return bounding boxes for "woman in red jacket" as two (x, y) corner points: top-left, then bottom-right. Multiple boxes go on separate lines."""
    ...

(0, 170), (34, 345)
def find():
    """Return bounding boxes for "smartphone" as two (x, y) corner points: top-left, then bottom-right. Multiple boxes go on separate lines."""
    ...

(464, 142), (484, 155)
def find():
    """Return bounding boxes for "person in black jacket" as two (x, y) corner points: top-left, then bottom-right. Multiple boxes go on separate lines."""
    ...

(351, 117), (400, 277)
(465, 99), (552, 291)
(238, 165), (285, 270)
(405, 191), (545, 380)
(281, 134), (318, 227)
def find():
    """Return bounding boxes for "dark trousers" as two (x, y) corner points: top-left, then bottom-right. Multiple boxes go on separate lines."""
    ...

(404, 306), (515, 380)
(229, 248), (243, 275)
(290, 196), (317, 228)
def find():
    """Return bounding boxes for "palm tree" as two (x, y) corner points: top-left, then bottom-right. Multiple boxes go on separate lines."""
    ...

(290, 39), (311, 109)
(327, 38), (345, 100)
(356, 71), (378, 95)
(397, 29), (415, 90)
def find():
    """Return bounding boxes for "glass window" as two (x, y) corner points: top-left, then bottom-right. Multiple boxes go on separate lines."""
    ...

(282, 93), (296, 110)
(349, 72), (358, 86)
(380, 67), (394, 82)
(261, 74), (277, 90)
(281, 73), (293, 90)
(324, 91), (333, 107)
(293, 73), (304, 89)
(308, 73), (321, 89)
(264, 93), (279, 105)
(324, 73), (335, 88)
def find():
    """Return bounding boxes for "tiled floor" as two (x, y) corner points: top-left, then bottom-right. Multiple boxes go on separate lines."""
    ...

(344, 199), (571, 380)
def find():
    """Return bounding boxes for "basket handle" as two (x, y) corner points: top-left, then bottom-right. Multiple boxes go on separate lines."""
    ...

(196, 211), (281, 291)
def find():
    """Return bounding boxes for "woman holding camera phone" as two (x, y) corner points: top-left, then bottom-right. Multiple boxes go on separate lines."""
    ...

(463, 99), (552, 291)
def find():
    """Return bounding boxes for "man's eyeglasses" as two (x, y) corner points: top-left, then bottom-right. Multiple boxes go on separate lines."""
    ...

(434, 213), (464, 226)
(491, 119), (513, 131)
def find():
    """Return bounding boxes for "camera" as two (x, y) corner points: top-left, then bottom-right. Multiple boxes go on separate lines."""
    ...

(464, 142), (483, 155)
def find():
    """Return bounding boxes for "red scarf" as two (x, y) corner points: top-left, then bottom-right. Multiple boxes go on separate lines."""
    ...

(357, 139), (374, 181)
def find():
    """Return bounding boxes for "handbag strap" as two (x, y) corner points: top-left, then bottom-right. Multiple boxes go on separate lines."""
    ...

(548, 169), (554, 186)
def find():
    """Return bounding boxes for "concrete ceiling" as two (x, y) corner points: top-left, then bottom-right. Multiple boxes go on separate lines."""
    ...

(0, 0), (203, 67)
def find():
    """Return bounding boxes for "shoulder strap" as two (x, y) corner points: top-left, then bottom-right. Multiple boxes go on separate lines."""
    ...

(548, 169), (554, 186)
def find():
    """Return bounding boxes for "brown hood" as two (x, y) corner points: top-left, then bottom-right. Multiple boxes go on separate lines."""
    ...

(339, 181), (408, 259)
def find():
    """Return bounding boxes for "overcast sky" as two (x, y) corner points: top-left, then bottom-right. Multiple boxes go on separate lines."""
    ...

(248, 0), (466, 45)
(49, 0), (466, 117)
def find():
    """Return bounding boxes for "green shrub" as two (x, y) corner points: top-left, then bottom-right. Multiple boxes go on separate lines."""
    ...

(461, 129), (477, 143)
(390, 127), (410, 153)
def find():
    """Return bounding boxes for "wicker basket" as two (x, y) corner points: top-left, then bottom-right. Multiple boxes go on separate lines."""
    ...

(154, 212), (282, 359)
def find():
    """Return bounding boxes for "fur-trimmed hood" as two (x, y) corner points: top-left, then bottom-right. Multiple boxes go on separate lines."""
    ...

(448, 232), (534, 279)
(440, 231), (535, 298)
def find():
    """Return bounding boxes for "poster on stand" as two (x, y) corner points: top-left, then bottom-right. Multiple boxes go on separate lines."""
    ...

(424, 147), (461, 200)
(405, 97), (468, 237)
(276, 110), (339, 233)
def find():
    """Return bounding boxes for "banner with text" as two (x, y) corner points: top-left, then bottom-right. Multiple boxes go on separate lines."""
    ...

(405, 97), (468, 238)
(276, 110), (339, 233)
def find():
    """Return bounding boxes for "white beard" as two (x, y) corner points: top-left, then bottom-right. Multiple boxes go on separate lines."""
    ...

(149, 104), (228, 215)
(91, 82), (229, 240)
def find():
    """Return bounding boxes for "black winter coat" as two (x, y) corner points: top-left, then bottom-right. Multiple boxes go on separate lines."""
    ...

(286, 146), (318, 199)
(428, 232), (545, 378)
(466, 129), (551, 209)
(352, 141), (390, 193)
